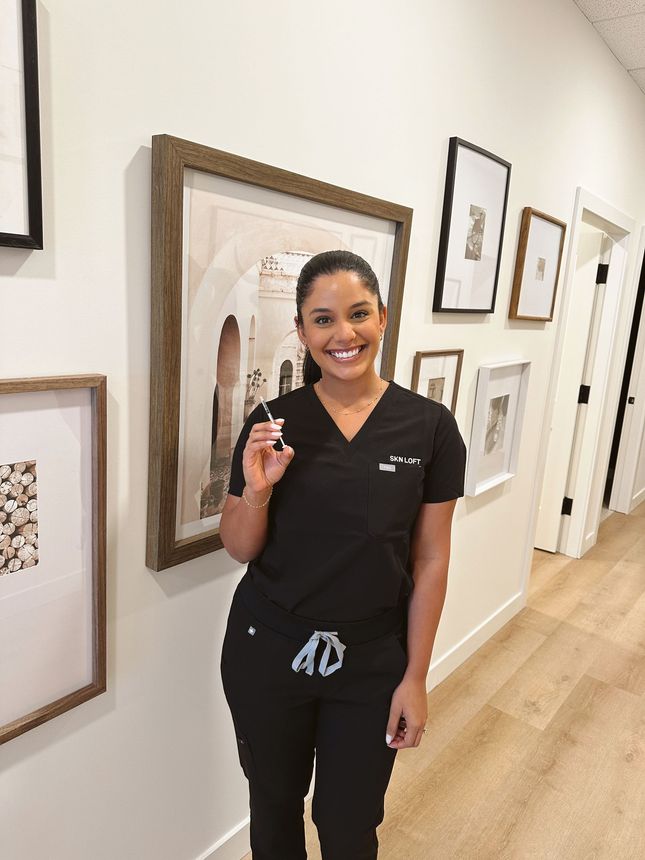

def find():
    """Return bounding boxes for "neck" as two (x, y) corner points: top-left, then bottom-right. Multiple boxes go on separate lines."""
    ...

(316, 370), (385, 407)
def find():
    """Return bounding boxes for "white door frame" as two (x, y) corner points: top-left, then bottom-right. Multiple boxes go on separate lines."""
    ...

(532, 187), (635, 558)
(610, 226), (645, 514)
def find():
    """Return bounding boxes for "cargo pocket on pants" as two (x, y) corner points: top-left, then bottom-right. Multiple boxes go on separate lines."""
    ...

(235, 731), (254, 781)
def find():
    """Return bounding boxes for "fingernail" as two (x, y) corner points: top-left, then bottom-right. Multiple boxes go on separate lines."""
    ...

(385, 733), (393, 744)
(270, 423), (281, 431)
(270, 431), (282, 437)
(266, 440), (276, 446)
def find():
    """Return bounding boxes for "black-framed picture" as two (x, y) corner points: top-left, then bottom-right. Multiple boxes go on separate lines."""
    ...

(433, 137), (511, 313)
(146, 135), (413, 571)
(509, 207), (566, 321)
(0, 0), (43, 249)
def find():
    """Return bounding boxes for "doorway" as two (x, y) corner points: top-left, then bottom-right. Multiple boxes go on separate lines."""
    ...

(534, 188), (634, 559)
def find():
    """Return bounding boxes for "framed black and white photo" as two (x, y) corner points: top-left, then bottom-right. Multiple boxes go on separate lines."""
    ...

(0, 0), (43, 249)
(509, 207), (566, 321)
(147, 135), (413, 571)
(0, 375), (106, 744)
(433, 137), (511, 313)
(410, 349), (464, 414)
(465, 360), (530, 496)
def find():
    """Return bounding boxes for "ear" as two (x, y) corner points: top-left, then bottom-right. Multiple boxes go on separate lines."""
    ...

(295, 318), (307, 348)
(379, 304), (387, 337)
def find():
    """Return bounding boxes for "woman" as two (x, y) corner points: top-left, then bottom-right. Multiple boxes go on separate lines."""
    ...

(220, 250), (466, 860)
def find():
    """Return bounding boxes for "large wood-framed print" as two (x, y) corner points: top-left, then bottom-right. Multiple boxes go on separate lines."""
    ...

(0, 0), (43, 249)
(147, 134), (413, 571)
(509, 207), (566, 321)
(465, 360), (530, 496)
(411, 349), (464, 414)
(433, 137), (511, 313)
(0, 375), (106, 744)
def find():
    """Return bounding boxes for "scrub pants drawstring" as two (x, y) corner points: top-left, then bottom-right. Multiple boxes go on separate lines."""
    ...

(291, 631), (346, 677)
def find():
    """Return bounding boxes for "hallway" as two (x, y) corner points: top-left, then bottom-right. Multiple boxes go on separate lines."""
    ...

(303, 504), (645, 858)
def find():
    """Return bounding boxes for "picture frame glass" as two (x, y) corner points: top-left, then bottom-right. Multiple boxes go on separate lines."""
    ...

(476, 366), (523, 484)
(443, 146), (509, 311)
(176, 169), (397, 542)
(0, 388), (94, 728)
(517, 214), (563, 318)
(414, 353), (460, 411)
(0, 0), (30, 236)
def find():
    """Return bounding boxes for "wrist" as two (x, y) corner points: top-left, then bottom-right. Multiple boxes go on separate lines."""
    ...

(242, 485), (273, 508)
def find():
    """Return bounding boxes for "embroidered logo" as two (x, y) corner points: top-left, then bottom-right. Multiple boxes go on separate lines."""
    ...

(389, 455), (421, 465)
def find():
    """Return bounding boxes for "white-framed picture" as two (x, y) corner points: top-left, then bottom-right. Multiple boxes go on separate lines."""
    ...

(433, 137), (511, 313)
(410, 349), (464, 414)
(465, 359), (531, 496)
(509, 207), (567, 321)
(0, 375), (106, 745)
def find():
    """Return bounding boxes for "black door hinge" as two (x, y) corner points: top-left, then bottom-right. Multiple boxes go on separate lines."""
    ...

(596, 263), (609, 285)
(578, 384), (590, 404)
(562, 497), (573, 516)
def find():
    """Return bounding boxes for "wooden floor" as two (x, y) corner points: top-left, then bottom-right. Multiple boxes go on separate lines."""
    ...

(299, 503), (645, 859)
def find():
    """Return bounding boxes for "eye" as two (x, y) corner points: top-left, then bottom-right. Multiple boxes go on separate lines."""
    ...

(314, 315), (332, 325)
(352, 310), (369, 319)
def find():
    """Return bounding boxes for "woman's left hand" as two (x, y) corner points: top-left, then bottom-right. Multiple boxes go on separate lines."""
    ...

(385, 676), (428, 749)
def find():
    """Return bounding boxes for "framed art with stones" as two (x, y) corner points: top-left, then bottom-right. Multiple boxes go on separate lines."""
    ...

(0, 374), (106, 744)
(146, 134), (413, 571)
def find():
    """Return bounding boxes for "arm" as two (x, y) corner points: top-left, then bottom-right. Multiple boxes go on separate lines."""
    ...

(220, 417), (294, 563)
(385, 498), (457, 748)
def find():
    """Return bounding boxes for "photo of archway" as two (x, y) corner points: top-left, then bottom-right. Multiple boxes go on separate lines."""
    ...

(173, 164), (399, 544)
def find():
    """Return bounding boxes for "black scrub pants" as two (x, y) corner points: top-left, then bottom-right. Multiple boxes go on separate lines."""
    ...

(220, 571), (409, 860)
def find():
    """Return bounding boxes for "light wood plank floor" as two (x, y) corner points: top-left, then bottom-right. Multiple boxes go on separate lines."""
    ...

(298, 502), (645, 859)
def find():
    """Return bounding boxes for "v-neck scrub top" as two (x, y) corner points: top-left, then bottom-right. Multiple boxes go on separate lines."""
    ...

(228, 381), (467, 622)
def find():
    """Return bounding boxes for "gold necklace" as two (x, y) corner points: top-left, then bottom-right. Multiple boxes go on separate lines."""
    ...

(315, 380), (386, 415)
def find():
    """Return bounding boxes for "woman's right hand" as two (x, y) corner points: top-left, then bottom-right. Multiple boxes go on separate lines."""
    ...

(242, 419), (294, 497)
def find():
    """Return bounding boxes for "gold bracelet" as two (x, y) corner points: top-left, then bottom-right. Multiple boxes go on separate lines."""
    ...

(242, 486), (273, 508)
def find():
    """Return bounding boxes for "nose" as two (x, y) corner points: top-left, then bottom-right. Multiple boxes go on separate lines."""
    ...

(333, 319), (357, 344)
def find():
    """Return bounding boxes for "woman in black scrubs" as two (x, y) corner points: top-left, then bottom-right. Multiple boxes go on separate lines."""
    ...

(220, 250), (466, 860)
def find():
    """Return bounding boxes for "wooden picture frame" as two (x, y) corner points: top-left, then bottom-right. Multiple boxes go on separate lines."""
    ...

(0, 375), (106, 744)
(509, 207), (566, 321)
(0, 0), (43, 249)
(465, 360), (531, 496)
(433, 137), (511, 313)
(411, 349), (464, 414)
(147, 134), (413, 571)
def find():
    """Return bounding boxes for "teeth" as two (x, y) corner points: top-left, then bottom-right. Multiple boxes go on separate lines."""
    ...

(330, 346), (362, 358)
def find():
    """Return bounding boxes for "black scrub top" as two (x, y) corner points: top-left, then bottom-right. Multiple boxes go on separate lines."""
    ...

(228, 381), (466, 622)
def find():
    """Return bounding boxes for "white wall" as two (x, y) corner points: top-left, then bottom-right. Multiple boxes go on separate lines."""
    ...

(2, 1), (645, 858)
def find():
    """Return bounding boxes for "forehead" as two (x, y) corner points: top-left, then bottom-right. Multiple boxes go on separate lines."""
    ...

(303, 270), (376, 305)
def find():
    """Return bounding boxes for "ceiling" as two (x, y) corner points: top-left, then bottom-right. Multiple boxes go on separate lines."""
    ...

(574, 0), (645, 93)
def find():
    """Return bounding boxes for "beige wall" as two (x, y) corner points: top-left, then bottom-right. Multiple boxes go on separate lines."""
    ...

(2, 1), (645, 858)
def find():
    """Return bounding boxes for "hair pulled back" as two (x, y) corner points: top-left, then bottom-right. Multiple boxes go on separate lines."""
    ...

(296, 250), (384, 385)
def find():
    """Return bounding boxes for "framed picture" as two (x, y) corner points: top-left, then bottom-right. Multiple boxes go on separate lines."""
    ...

(509, 207), (566, 321)
(0, 375), (106, 744)
(433, 137), (511, 313)
(147, 134), (413, 571)
(465, 360), (530, 496)
(411, 349), (464, 414)
(0, 0), (43, 249)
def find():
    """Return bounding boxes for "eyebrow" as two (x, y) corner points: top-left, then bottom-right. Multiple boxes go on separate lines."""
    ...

(308, 300), (371, 316)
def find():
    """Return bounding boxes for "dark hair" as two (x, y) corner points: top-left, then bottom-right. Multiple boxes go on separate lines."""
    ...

(296, 250), (384, 385)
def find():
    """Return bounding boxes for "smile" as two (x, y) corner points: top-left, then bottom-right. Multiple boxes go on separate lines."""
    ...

(326, 344), (367, 361)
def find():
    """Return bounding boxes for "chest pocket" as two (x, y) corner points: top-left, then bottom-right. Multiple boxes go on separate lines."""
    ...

(367, 461), (424, 539)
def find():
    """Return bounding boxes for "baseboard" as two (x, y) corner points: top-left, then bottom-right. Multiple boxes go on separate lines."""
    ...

(203, 589), (526, 860)
(629, 485), (645, 512)
(198, 816), (250, 860)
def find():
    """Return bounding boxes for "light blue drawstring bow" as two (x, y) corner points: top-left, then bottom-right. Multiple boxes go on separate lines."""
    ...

(291, 631), (346, 677)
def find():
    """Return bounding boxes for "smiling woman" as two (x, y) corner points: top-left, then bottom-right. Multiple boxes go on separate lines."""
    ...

(218, 249), (467, 860)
